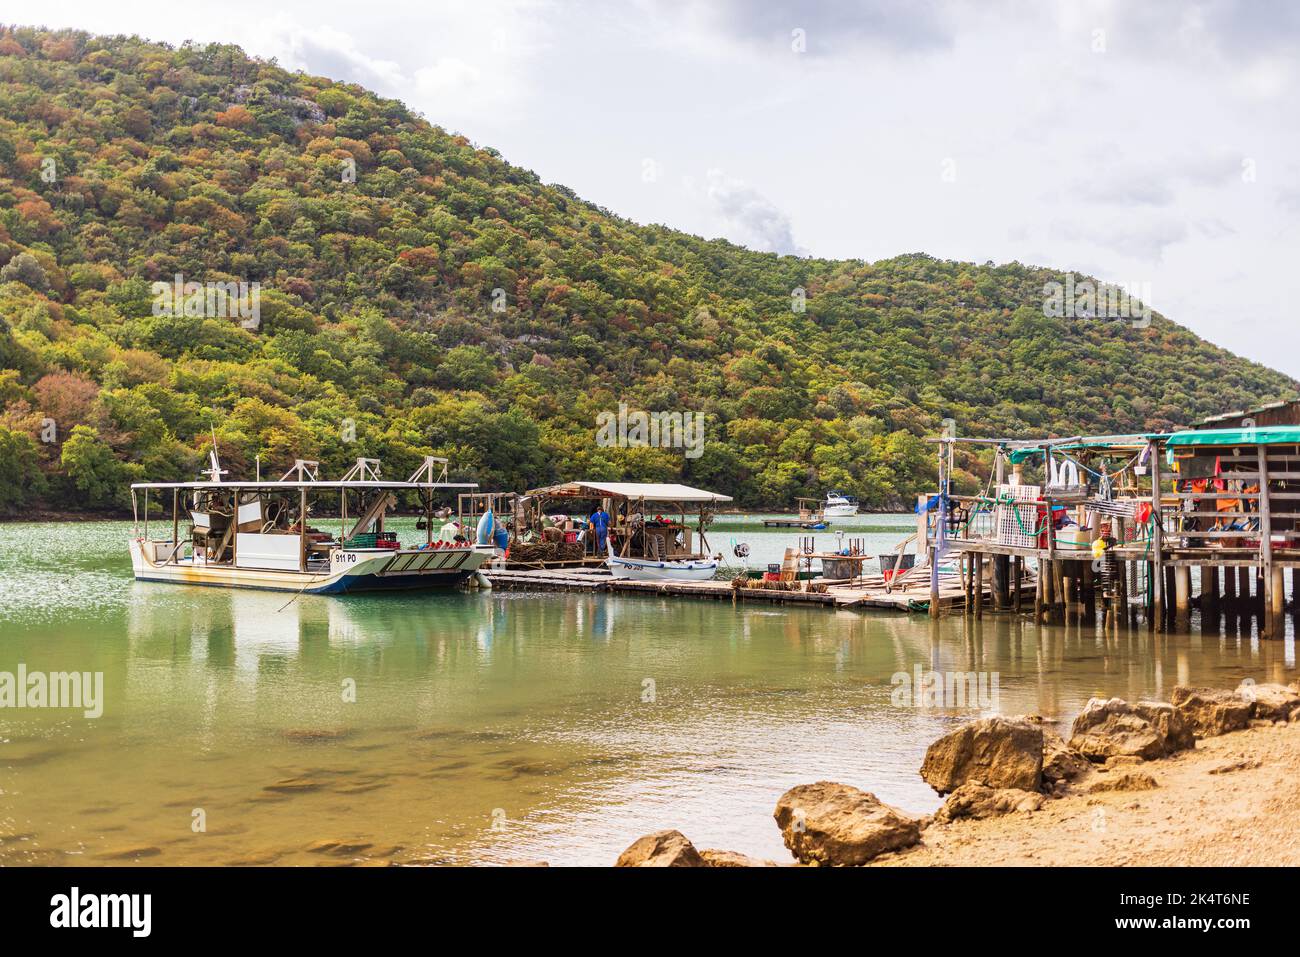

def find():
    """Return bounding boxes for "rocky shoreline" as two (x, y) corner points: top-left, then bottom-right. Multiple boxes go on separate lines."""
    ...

(610, 681), (1300, 867)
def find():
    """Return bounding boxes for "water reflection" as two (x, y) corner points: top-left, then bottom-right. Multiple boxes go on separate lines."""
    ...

(1, 520), (1297, 866)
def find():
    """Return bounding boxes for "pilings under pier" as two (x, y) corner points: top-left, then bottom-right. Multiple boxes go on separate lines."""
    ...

(946, 542), (1295, 638)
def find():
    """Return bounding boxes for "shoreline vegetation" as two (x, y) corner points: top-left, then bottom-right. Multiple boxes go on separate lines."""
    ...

(608, 682), (1300, 867)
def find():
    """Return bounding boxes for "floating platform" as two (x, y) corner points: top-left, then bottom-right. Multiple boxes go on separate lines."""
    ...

(761, 518), (829, 529)
(483, 565), (1036, 612)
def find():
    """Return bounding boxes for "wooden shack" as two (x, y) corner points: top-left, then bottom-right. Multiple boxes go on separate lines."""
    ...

(509, 481), (731, 569)
(921, 424), (1300, 638)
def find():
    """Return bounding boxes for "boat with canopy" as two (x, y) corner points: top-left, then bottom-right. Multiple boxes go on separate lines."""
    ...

(129, 455), (491, 594)
(518, 480), (730, 580)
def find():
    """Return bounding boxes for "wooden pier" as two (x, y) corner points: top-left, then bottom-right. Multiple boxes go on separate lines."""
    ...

(924, 415), (1300, 637)
(484, 565), (1036, 612)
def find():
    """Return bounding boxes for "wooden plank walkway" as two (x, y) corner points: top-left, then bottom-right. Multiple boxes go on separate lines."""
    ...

(483, 565), (1036, 612)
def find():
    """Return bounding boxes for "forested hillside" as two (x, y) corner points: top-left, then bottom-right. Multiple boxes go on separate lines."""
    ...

(0, 25), (1294, 513)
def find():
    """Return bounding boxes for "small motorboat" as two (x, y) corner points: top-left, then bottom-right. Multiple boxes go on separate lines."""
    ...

(606, 540), (718, 581)
(822, 491), (859, 516)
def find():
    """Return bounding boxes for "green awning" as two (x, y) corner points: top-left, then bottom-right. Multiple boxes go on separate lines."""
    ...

(1166, 426), (1300, 447)
(1006, 436), (1166, 465)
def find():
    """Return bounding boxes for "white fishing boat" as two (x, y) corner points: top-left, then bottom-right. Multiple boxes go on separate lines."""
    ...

(822, 490), (860, 517)
(606, 540), (719, 581)
(129, 455), (492, 594)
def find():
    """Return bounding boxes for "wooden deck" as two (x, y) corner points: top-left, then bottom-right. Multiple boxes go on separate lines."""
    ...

(483, 565), (1036, 612)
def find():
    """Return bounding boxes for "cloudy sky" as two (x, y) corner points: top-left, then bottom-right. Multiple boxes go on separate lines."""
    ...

(34, 0), (1300, 377)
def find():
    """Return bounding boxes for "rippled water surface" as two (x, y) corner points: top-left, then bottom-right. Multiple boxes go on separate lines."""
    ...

(1, 517), (1294, 865)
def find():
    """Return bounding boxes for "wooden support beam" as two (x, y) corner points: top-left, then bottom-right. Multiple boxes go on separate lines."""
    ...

(964, 552), (974, 614)
(1271, 567), (1285, 628)
(973, 551), (984, 619)
(1258, 444), (1278, 639)
(1034, 560), (1043, 623)
(1201, 565), (1218, 618)
(1149, 438), (1165, 632)
(1175, 566), (1191, 614)
(1052, 560), (1066, 623)
(993, 555), (1010, 609)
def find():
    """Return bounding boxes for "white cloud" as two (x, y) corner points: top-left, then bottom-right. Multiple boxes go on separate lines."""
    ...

(703, 170), (802, 255)
(265, 25), (406, 93)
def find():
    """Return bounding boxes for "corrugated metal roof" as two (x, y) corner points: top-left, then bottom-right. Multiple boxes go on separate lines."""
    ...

(1192, 398), (1298, 426)
(524, 481), (732, 503)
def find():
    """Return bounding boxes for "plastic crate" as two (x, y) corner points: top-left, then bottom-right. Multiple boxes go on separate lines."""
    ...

(994, 483), (1040, 548)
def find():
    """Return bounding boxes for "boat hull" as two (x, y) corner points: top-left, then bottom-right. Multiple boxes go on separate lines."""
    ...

(130, 539), (491, 594)
(823, 504), (859, 517)
(606, 556), (719, 581)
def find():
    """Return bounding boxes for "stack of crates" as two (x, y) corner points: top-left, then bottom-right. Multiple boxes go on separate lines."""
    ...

(995, 483), (1041, 548)
(344, 530), (398, 549)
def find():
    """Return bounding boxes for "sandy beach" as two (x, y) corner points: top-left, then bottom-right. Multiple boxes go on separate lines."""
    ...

(878, 719), (1300, 867)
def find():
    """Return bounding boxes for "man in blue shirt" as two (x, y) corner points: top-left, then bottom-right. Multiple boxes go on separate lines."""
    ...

(589, 504), (611, 553)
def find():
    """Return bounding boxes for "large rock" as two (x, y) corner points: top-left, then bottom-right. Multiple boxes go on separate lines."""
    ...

(1088, 771), (1158, 793)
(933, 783), (1044, 823)
(920, 716), (1044, 794)
(1171, 686), (1251, 737)
(614, 829), (704, 867)
(1069, 697), (1194, 761)
(773, 781), (921, 866)
(1039, 724), (1089, 786)
(1241, 683), (1300, 722)
(699, 848), (776, 867)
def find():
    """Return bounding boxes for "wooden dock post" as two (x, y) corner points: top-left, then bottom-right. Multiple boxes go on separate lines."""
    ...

(1013, 556), (1023, 612)
(1201, 565), (1219, 624)
(1052, 561), (1066, 623)
(993, 555), (1010, 610)
(973, 551), (984, 619)
(1034, 560), (1043, 622)
(1079, 560), (1091, 613)
(1271, 567), (1285, 631)
(1223, 562), (1237, 605)
(1257, 443), (1278, 639)
(1149, 438), (1165, 632)
(961, 552), (972, 614)
(1174, 566), (1191, 619)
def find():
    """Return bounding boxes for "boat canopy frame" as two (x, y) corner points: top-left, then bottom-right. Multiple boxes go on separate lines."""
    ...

(519, 481), (731, 560)
(131, 456), (478, 572)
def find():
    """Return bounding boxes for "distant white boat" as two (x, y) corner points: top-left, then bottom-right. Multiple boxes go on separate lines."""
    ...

(823, 491), (859, 517)
(606, 540), (718, 581)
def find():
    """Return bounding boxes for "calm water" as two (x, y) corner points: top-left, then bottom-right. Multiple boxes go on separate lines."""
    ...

(0, 517), (1294, 866)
